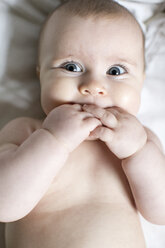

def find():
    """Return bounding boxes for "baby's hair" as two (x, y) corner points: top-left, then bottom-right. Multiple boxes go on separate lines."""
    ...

(58, 0), (130, 17)
(37, 0), (145, 71)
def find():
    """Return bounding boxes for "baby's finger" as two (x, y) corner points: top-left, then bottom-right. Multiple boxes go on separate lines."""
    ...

(63, 103), (82, 111)
(71, 103), (82, 111)
(89, 126), (114, 143)
(84, 117), (102, 129)
(82, 112), (95, 119)
(82, 104), (118, 128)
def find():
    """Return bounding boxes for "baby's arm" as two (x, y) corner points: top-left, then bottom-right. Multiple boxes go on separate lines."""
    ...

(0, 104), (101, 223)
(122, 128), (165, 225)
(0, 117), (69, 223)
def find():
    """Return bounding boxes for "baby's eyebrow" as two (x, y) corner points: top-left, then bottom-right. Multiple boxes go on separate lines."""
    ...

(51, 55), (137, 68)
(51, 55), (75, 64)
(107, 57), (137, 67)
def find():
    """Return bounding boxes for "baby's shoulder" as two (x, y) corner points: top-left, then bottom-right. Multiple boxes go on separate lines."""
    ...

(0, 117), (43, 146)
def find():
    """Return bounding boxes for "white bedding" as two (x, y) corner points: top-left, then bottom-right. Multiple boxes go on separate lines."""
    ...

(0, 0), (165, 247)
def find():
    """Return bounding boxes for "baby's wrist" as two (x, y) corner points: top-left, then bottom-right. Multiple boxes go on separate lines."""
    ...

(40, 128), (70, 156)
(122, 130), (148, 161)
(122, 140), (147, 162)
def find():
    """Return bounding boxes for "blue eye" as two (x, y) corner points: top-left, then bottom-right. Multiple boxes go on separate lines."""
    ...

(107, 65), (127, 76)
(62, 62), (82, 72)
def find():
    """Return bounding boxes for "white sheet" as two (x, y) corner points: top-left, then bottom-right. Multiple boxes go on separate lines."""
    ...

(0, 0), (165, 247)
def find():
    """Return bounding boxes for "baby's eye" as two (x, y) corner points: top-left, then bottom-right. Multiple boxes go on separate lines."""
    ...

(62, 62), (82, 72)
(107, 65), (127, 76)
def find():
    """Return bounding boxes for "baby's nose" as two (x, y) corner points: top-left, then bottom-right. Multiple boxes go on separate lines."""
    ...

(79, 83), (107, 96)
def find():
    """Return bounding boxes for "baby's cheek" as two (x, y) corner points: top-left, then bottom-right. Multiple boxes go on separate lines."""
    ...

(41, 86), (54, 115)
(40, 78), (77, 115)
(114, 85), (141, 115)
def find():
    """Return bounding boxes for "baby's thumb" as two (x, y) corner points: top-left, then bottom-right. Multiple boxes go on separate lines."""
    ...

(84, 117), (102, 132)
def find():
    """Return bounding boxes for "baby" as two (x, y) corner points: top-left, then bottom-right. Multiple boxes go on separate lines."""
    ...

(0, 0), (165, 247)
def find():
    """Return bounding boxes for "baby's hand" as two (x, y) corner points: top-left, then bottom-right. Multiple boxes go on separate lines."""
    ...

(42, 104), (101, 153)
(82, 104), (147, 159)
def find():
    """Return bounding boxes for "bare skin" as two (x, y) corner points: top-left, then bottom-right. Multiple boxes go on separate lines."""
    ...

(2, 117), (146, 248)
(0, 8), (165, 248)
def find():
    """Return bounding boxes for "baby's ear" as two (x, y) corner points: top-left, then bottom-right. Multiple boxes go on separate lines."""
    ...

(36, 66), (40, 79)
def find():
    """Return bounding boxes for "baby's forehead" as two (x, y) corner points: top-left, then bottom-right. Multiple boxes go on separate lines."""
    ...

(42, 8), (143, 44)
(38, 7), (144, 67)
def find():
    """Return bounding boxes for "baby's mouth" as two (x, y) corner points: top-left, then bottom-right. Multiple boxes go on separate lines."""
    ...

(64, 101), (113, 109)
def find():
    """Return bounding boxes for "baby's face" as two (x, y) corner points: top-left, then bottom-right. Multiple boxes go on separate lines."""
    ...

(38, 10), (145, 116)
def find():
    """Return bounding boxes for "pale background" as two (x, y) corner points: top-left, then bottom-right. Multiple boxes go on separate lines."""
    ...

(0, 0), (165, 247)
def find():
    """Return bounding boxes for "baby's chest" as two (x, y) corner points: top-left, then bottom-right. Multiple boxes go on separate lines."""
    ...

(5, 143), (136, 247)
(33, 141), (134, 214)
(5, 158), (136, 248)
